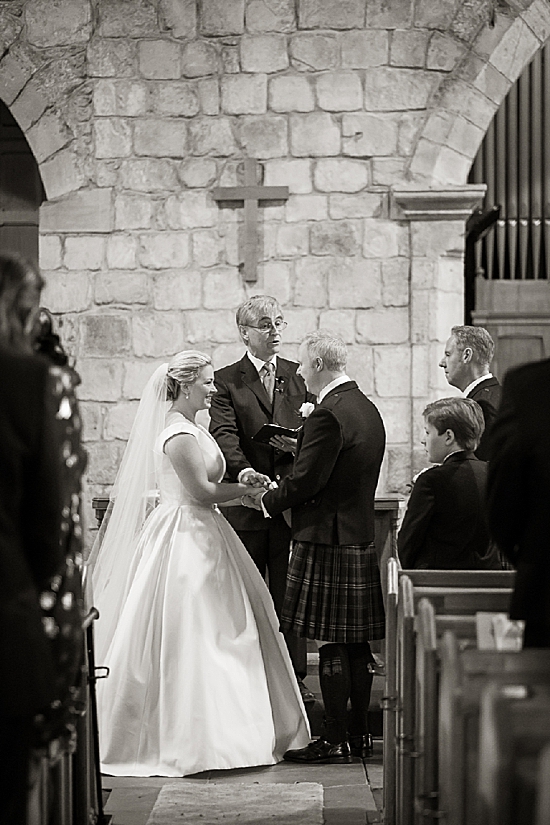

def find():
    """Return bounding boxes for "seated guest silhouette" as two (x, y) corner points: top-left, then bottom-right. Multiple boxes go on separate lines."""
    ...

(398, 397), (500, 570)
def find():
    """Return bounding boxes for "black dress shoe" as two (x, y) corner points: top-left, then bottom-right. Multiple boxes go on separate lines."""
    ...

(349, 734), (374, 758)
(284, 739), (352, 764)
(297, 677), (315, 705)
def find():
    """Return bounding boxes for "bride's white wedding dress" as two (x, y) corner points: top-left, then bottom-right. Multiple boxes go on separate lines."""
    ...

(95, 413), (310, 777)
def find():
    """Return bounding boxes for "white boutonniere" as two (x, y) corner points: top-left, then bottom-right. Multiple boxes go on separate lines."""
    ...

(299, 402), (315, 419)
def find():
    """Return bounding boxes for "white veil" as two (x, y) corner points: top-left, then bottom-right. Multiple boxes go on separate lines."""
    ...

(86, 363), (169, 663)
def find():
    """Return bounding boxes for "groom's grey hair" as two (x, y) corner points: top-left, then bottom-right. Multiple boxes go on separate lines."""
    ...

(236, 295), (282, 328)
(302, 330), (347, 372)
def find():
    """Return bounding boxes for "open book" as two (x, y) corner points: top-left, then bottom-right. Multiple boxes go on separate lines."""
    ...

(252, 423), (301, 444)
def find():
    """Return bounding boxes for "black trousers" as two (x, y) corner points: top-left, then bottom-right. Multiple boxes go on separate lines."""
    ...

(0, 714), (32, 825)
(237, 517), (307, 679)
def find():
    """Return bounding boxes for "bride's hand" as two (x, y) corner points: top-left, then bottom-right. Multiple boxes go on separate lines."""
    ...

(241, 487), (266, 510)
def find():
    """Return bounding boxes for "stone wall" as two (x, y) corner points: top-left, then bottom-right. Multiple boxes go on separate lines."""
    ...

(1, 0), (550, 527)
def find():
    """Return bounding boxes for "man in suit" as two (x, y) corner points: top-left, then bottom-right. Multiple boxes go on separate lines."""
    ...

(487, 357), (550, 647)
(209, 295), (314, 702)
(398, 397), (500, 570)
(439, 325), (501, 460)
(246, 331), (386, 763)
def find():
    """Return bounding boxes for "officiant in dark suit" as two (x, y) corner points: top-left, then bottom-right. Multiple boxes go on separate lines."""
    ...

(209, 295), (314, 701)
(439, 325), (501, 460)
(246, 331), (386, 763)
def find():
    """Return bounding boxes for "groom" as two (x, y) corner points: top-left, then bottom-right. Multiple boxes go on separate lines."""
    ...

(209, 295), (314, 703)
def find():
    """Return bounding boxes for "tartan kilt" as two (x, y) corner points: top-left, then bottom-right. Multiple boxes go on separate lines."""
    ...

(280, 540), (385, 643)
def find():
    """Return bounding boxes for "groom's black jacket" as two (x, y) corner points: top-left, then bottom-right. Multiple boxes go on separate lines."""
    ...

(262, 381), (385, 545)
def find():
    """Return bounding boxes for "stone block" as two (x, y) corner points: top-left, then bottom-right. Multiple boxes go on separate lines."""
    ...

(364, 68), (439, 111)
(241, 35), (289, 73)
(185, 310), (236, 345)
(132, 311), (185, 357)
(212, 343), (248, 367)
(385, 446), (412, 495)
(9, 75), (48, 132)
(25, 0), (92, 47)
(346, 345), (374, 395)
(414, 0), (457, 30)
(342, 113), (399, 157)
(374, 345), (410, 396)
(181, 41), (218, 77)
(429, 290), (463, 343)
(40, 148), (84, 200)
(446, 117), (484, 162)
(115, 194), (153, 230)
(366, 0), (413, 27)
(276, 224), (308, 257)
(104, 401), (140, 441)
(340, 30), (389, 68)
(410, 290), (430, 344)
(152, 82), (200, 117)
(427, 32), (465, 72)
(86, 441), (125, 485)
(318, 309), (355, 343)
(64, 236), (105, 270)
(164, 192), (217, 229)
(81, 314), (131, 357)
(94, 118), (132, 159)
(95, 161), (120, 188)
(363, 219), (404, 259)
(0, 9), (22, 59)
(189, 117), (238, 156)
(199, 0), (245, 35)
(290, 112), (340, 157)
(328, 259), (381, 309)
(138, 40), (181, 80)
(192, 229), (222, 267)
(41, 188), (114, 234)
(77, 359), (124, 401)
(24, 111), (69, 163)
(106, 235), (137, 269)
(490, 19), (539, 84)
(153, 269), (203, 310)
(41, 271), (92, 312)
(78, 402), (102, 442)
(134, 119), (188, 157)
(411, 344), (429, 397)
(329, 192), (383, 220)
(298, 0), (365, 29)
(179, 158), (218, 188)
(390, 30), (428, 68)
(246, 0), (296, 33)
(122, 360), (165, 399)
(203, 267), (246, 308)
(98, 0), (157, 36)
(382, 258), (409, 307)
(95, 270), (149, 304)
(375, 397), (411, 443)
(239, 115), (288, 158)
(221, 74), (267, 114)
(314, 159), (368, 193)
(315, 72), (363, 112)
(0, 46), (38, 107)
(221, 45), (240, 74)
(285, 193), (327, 222)
(264, 159), (312, 194)
(197, 78), (220, 114)
(357, 307), (409, 344)
(159, 0), (197, 38)
(436, 257), (463, 294)
(39, 235), (62, 270)
(410, 220), (465, 259)
(294, 257), (329, 307)
(473, 61), (511, 107)
(310, 221), (360, 257)
(289, 34), (338, 72)
(93, 79), (148, 117)
(268, 75), (314, 113)
(523, 0), (550, 45)
(258, 261), (291, 304)
(87, 38), (136, 78)
(120, 159), (179, 191)
(139, 232), (190, 268)
(282, 307), (317, 342)
(372, 158), (407, 186)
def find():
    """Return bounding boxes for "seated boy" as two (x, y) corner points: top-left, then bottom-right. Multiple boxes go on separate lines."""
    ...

(397, 397), (501, 570)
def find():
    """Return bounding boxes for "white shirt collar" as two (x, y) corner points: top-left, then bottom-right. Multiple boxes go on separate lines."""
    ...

(463, 373), (493, 397)
(247, 351), (277, 375)
(318, 374), (351, 403)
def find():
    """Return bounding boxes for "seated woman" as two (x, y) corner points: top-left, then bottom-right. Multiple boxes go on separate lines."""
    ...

(397, 397), (501, 570)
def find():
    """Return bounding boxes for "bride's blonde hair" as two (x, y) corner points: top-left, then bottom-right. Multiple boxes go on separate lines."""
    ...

(166, 350), (212, 400)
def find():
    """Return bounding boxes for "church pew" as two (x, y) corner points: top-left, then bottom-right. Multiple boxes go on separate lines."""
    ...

(438, 638), (550, 825)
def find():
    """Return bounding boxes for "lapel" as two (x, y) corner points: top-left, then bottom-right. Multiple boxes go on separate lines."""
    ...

(240, 354), (273, 415)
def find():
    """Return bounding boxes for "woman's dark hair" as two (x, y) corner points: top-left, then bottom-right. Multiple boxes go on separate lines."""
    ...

(0, 253), (44, 353)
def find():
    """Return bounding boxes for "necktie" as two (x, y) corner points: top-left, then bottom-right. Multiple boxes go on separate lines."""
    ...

(261, 362), (275, 403)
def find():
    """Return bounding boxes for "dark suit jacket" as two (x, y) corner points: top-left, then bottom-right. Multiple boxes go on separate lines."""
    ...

(467, 376), (501, 461)
(0, 348), (63, 716)
(210, 354), (312, 531)
(398, 451), (500, 570)
(262, 381), (385, 546)
(487, 357), (550, 624)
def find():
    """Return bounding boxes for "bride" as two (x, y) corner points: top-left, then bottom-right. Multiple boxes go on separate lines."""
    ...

(89, 350), (310, 777)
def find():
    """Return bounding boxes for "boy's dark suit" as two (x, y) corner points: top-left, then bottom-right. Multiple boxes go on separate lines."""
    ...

(467, 376), (501, 460)
(398, 451), (500, 570)
(487, 357), (550, 646)
(209, 353), (312, 675)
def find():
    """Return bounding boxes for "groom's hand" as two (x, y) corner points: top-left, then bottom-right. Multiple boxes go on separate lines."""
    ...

(241, 487), (266, 510)
(240, 469), (272, 487)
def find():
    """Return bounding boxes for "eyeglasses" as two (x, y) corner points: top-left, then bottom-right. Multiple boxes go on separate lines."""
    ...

(244, 320), (287, 334)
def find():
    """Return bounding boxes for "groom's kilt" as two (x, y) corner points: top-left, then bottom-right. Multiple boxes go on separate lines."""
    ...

(280, 540), (385, 643)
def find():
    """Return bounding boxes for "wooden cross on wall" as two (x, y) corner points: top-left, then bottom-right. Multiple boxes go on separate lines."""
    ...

(212, 158), (289, 283)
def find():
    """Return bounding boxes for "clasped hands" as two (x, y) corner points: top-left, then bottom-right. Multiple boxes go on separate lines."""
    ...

(240, 469), (277, 510)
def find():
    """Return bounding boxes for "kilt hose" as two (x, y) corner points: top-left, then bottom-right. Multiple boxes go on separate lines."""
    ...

(280, 540), (385, 643)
